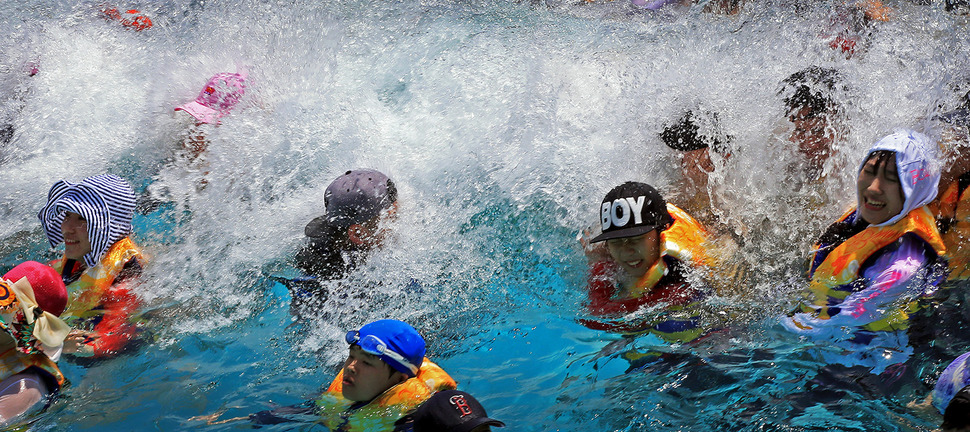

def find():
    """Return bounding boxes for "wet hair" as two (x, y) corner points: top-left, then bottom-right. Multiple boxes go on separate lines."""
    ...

(0, 123), (13, 145)
(385, 178), (399, 204)
(781, 67), (844, 119)
(660, 110), (731, 154)
(943, 385), (970, 430)
(861, 150), (896, 177)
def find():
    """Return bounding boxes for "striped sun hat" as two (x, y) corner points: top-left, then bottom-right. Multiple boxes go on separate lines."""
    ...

(38, 174), (137, 268)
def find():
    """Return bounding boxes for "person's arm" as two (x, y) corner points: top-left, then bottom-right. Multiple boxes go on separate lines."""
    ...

(825, 235), (936, 325)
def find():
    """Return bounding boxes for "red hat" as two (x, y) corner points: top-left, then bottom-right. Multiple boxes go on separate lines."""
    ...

(3, 261), (67, 317)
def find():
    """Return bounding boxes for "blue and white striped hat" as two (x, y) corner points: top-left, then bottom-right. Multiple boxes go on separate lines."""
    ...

(38, 174), (137, 268)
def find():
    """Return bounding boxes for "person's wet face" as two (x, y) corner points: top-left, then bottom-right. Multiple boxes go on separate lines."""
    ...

(61, 212), (92, 260)
(857, 152), (904, 225)
(341, 344), (406, 402)
(605, 230), (661, 279)
(347, 202), (399, 249)
(788, 105), (836, 168)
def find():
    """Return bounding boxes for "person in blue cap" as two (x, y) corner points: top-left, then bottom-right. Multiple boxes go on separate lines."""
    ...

(313, 319), (456, 431)
(198, 319), (456, 431)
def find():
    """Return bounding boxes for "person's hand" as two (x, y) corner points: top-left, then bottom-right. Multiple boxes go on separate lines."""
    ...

(579, 225), (610, 262)
(62, 329), (97, 357)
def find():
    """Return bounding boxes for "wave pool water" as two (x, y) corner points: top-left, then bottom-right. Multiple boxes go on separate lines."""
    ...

(1, 0), (970, 430)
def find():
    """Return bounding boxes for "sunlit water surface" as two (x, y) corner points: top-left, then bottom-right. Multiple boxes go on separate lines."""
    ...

(1, 0), (970, 430)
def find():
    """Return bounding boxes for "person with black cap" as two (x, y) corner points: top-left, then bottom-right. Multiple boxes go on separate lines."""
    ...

(285, 169), (398, 318)
(394, 390), (505, 432)
(294, 169), (398, 279)
(581, 181), (712, 342)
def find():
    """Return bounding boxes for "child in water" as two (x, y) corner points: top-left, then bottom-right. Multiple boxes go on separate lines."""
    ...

(582, 181), (711, 343)
(199, 319), (457, 431)
(38, 174), (145, 358)
(786, 129), (945, 373)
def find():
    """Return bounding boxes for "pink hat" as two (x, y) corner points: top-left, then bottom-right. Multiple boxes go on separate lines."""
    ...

(2, 261), (67, 317)
(175, 72), (248, 124)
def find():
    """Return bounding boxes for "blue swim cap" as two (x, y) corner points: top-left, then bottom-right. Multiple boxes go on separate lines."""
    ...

(346, 319), (425, 378)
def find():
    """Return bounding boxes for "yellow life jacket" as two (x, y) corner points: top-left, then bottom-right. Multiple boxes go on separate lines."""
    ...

(315, 358), (457, 432)
(805, 206), (945, 331)
(50, 237), (143, 321)
(936, 179), (970, 281)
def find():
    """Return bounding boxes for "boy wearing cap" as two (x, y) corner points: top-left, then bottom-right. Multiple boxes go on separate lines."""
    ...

(212, 319), (455, 430)
(394, 389), (505, 432)
(287, 170), (398, 319)
(582, 181), (712, 342)
(314, 319), (456, 431)
(295, 169), (398, 279)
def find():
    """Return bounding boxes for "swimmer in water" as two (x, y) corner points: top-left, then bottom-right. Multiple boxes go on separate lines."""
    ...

(294, 169), (398, 280)
(581, 181), (712, 342)
(140, 71), (248, 211)
(786, 129), (946, 374)
(286, 169), (399, 320)
(38, 174), (146, 359)
(197, 319), (457, 431)
(660, 109), (733, 232)
(780, 67), (849, 181)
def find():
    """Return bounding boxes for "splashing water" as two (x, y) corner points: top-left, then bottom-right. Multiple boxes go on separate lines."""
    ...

(1, 0), (969, 430)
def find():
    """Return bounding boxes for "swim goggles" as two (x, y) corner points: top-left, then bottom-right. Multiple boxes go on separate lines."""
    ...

(345, 330), (420, 376)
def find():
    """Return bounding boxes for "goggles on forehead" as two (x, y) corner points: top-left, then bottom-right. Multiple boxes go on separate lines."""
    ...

(345, 330), (419, 376)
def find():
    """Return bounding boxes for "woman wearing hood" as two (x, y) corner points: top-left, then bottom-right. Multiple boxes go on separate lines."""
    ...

(785, 130), (946, 372)
(38, 174), (144, 358)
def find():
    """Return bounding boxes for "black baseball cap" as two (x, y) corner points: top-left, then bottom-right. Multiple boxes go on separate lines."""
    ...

(305, 169), (397, 238)
(407, 390), (505, 432)
(590, 182), (673, 243)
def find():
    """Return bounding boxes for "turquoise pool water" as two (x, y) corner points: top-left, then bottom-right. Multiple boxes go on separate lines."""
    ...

(1, 0), (969, 430)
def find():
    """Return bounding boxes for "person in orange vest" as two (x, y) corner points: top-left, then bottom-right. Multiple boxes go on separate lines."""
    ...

(197, 319), (456, 431)
(581, 181), (712, 342)
(785, 129), (946, 374)
(38, 174), (145, 359)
